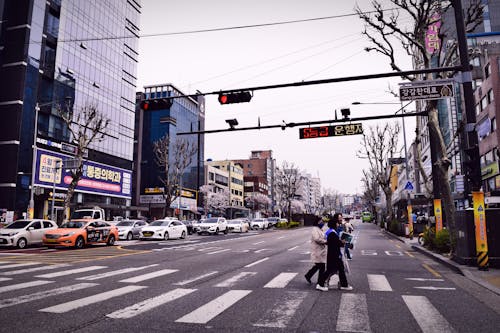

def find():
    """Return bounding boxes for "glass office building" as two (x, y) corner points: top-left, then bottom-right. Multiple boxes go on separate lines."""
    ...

(0, 0), (141, 220)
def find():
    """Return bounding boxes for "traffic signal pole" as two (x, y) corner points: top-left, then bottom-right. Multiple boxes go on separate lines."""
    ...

(453, 0), (488, 270)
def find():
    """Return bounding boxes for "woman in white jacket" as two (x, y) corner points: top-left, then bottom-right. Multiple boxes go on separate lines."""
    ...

(304, 216), (328, 285)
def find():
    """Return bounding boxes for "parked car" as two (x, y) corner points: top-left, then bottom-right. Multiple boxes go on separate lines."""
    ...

(116, 219), (148, 240)
(43, 220), (118, 249)
(279, 218), (288, 223)
(362, 211), (372, 223)
(250, 218), (269, 230)
(266, 217), (280, 227)
(227, 219), (249, 233)
(0, 219), (57, 249)
(196, 217), (228, 235)
(139, 219), (187, 240)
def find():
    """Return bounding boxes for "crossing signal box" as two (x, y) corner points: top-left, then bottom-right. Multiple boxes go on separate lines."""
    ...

(463, 145), (481, 189)
(140, 98), (172, 110)
(218, 91), (252, 105)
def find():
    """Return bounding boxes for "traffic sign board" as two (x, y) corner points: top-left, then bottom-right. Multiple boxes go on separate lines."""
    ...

(404, 181), (414, 191)
(399, 80), (454, 101)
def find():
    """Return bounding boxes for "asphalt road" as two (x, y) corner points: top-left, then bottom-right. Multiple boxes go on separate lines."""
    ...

(0, 221), (499, 332)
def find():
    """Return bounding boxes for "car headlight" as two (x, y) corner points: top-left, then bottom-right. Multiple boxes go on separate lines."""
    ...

(4, 232), (18, 237)
(61, 232), (75, 237)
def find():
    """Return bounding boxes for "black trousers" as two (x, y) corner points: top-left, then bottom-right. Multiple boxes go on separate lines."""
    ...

(318, 257), (348, 287)
(305, 262), (325, 284)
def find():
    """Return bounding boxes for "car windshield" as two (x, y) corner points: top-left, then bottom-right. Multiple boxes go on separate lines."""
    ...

(116, 221), (134, 226)
(71, 211), (96, 219)
(6, 220), (31, 229)
(60, 221), (86, 228)
(202, 218), (220, 223)
(150, 220), (169, 226)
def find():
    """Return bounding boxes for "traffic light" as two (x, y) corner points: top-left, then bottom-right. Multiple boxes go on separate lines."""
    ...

(463, 145), (481, 189)
(140, 98), (172, 110)
(218, 91), (252, 105)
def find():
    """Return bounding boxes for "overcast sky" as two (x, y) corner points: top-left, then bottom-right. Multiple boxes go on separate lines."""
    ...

(137, 0), (415, 194)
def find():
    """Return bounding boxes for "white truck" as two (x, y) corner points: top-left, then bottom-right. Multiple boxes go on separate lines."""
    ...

(70, 206), (106, 221)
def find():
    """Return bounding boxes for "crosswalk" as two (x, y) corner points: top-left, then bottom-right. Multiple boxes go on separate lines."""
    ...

(0, 260), (460, 331)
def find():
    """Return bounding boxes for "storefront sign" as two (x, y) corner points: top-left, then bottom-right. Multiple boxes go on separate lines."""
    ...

(34, 148), (132, 199)
(434, 199), (443, 232)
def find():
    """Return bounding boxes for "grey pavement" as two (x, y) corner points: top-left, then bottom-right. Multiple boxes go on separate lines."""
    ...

(382, 229), (500, 296)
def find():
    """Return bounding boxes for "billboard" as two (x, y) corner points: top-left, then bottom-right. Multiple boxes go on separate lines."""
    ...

(34, 148), (132, 199)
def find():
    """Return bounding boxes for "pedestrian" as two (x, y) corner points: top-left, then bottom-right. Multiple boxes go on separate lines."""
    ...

(316, 213), (353, 291)
(343, 216), (354, 260)
(304, 216), (328, 285)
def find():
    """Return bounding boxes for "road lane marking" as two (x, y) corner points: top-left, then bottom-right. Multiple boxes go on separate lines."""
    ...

(0, 280), (54, 293)
(414, 286), (456, 291)
(384, 251), (403, 256)
(254, 291), (307, 328)
(0, 277), (12, 282)
(244, 257), (269, 267)
(0, 262), (40, 269)
(264, 273), (297, 289)
(361, 250), (377, 256)
(0, 263), (69, 275)
(173, 271), (219, 286)
(175, 290), (252, 324)
(215, 272), (257, 287)
(198, 247), (222, 252)
(252, 241), (265, 245)
(336, 293), (371, 333)
(207, 248), (231, 255)
(119, 268), (178, 283)
(402, 295), (455, 332)
(277, 236), (286, 239)
(405, 251), (415, 258)
(367, 274), (392, 291)
(77, 264), (159, 281)
(395, 244), (401, 248)
(405, 278), (444, 282)
(422, 264), (442, 278)
(0, 283), (98, 309)
(35, 265), (108, 278)
(287, 246), (299, 251)
(254, 248), (271, 253)
(107, 288), (197, 319)
(39, 285), (146, 313)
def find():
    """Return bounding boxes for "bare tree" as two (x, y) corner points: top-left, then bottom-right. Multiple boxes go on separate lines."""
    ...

(361, 168), (381, 215)
(356, 0), (483, 252)
(357, 123), (401, 221)
(153, 135), (197, 217)
(322, 188), (340, 214)
(274, 161), (303, 220)
(58, 103), (110, 218)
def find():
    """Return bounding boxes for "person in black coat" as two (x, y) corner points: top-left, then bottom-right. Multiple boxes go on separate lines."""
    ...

(316, 213), (353, 291)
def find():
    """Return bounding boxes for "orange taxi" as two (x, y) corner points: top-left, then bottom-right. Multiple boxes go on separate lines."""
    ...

(43, 219), (118, 249)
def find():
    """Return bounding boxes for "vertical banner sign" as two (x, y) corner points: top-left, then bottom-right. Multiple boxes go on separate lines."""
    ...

(472, 191), (488, 269)
(434, 199), (443, 232)
(407, 204), (414, 238)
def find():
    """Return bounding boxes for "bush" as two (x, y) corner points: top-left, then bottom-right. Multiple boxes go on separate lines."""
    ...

(389, 220), (402, 235)
(379, 220), (385, 229)
(434, 229), (451, 253)
(421, 225), (436, 249)
(275, 221), (300, 229)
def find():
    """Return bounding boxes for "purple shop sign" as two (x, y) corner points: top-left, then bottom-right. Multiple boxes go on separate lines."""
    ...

(34, 148), (132, 199)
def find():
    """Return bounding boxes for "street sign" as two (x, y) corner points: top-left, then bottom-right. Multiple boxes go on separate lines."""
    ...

(404, 181), (414, 191)
(299, 123), (363, 139)
(399, 80), (454, 101)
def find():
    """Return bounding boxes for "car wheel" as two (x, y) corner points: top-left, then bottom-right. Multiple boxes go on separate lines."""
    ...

(197, 232), (202, 235)
(164, 232), (169, 240)
(16, 237), (27, 249)
(107, 235), (116, 246)
(75, 236), (84, 249)
(180, 231), (186, 239)
(215, 228), (219, 235)
(126, 232), (133, 241)
(223, 228), (228, 234)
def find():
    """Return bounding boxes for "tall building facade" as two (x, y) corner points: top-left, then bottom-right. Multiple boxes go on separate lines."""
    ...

(0, 0), (141, 220)
(134, 84), (205, 218)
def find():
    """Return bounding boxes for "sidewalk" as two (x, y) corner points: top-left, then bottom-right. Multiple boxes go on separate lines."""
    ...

(383, 229), (500, 296)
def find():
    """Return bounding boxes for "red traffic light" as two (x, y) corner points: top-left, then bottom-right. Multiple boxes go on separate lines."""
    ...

(218, 91), (252, 105)
(140, 98), (172, 110)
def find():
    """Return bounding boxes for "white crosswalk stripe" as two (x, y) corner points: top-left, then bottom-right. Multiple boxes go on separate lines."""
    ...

(367, 274), (393, 291)
(173, 271), (218, 286)
(402, 295), (455, 333)
(35, 266), (108, 278)
(0, 264), (69, 275)
(39, 285), (147, 313)
(0, 277), (12, 282)
(107, 288), (196, 319)
(264, 272), (297, 289)
(0, 262), (41, 270)
(175, 290), (252, 324)
(215, 272), (257, 287)
(76, 264), (159, 281)
(0, 280), (54, 293)
(336, 293), (371, 333)
(0, 283), (98, 309)
(119, 268), (178, 283)
(254, 291), (307, 328)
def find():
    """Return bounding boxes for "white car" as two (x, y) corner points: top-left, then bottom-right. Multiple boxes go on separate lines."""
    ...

(196, 217), (228, 235)
(227, 219), (249, 233)
(116, 219), (148, 240)
(250, 218), (269, 230)
(0, 219), (57, 249)
(139, 219), (187, 240)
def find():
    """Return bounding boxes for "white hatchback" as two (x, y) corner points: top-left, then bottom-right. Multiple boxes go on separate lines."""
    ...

(0, 219), (58, 249)
(139, 219), (187, 240)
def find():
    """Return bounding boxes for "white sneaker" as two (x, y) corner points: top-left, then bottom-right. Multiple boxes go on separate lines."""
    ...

(340, 285), (353, 291)
(316, 284), (328, 292)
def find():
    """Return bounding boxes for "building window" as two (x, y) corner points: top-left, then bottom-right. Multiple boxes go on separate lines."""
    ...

(488, 89), (494, 104)
(476, 103), (481, 115)
(485, 63), (491, 78)
(492, 117), (497, 132)
(481, 96), (488, 110)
